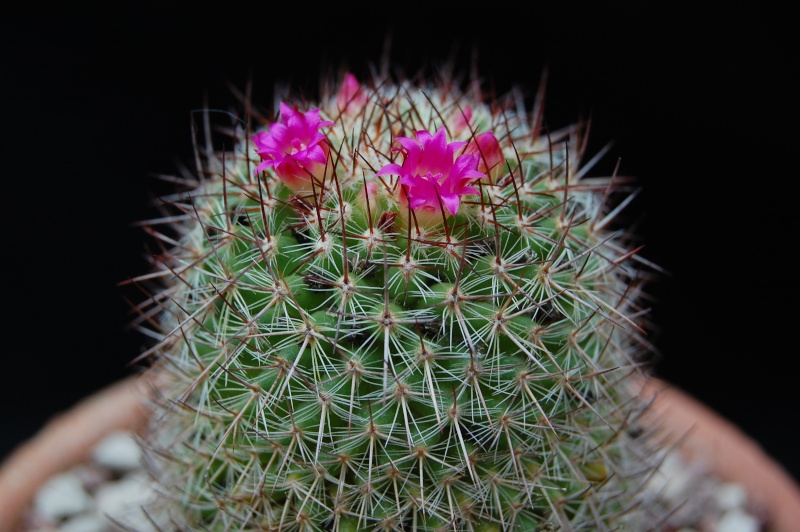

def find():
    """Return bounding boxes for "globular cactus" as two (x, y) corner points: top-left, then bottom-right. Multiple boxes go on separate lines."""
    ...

(128, 65), (666, 531)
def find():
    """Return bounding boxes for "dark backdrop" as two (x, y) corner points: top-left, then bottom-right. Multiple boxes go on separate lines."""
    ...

(3, 5), (797, 485)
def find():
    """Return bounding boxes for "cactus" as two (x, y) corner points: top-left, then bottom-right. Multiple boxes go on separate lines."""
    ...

(127, 65), (666, 530)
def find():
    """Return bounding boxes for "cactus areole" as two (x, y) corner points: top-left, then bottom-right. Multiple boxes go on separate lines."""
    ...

(130, 68), (663, 530)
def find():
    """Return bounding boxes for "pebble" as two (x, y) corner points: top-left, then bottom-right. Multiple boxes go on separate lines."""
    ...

(23, 431), (157, 531)
(717, 509), (761, 532)
(58, 513), (107, 532)
(715, 483), (749, 511)
(32, 472), (92, 522)
(90, 431), (143, 473)
(94, 471), (158, 530)
(640, 450), (765, 532)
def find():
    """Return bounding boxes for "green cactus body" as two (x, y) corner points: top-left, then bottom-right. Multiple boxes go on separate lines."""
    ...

(132, 68), (663, 530)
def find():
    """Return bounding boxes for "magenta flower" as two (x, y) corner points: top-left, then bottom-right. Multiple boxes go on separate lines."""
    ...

(252, 102), (333, 193)
(336, 72), (367, 113)
(464, 131), (503, 175)
(376, 127), (486, 218)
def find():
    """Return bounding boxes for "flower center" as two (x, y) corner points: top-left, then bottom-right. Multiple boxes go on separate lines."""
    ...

(290, 138), (308, 155)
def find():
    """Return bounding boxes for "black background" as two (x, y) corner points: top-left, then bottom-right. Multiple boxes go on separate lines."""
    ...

(2, 5), (798, 486)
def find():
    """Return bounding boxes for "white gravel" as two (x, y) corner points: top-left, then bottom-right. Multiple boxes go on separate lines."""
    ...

(24, 432), (157, 532)
(33, 472), (92, 523)
(90, 431), (143, 473)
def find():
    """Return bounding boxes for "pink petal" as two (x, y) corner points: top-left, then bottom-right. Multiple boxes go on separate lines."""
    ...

(439, 191), (461, 216)
(465, 131), (503, 174)
(336, 73), (367, 112)
(452, 106), (473, 135)
(376, 163), (404, 177)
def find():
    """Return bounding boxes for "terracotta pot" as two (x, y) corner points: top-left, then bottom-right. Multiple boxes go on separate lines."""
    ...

(638, 378), (800, 531)
(1, 375), (799, 531)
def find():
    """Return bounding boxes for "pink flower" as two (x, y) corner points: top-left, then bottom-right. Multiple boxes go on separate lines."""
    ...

(464, 131), (503, 175)
(376, 127), (486, 218)
(336, 72), (367, 113)
(252, 102), (333, 193)
(451, 106), (473, 136)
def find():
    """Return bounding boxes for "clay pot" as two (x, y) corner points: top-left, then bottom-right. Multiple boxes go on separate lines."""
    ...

(1, 376), (799, 531)
(639, 379), (800, 531)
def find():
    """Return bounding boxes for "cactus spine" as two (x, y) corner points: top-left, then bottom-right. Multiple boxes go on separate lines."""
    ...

(129, 66), (663, 530)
